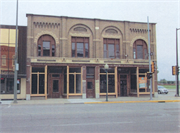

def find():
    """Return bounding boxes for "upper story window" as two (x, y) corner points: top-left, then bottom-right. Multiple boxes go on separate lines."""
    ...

(2, 55), (6, 66)
(71, 37), (89, 58)
(38, 35), (55, 57)
(103, 38), (120, 59)
(133, 39), (148, 59)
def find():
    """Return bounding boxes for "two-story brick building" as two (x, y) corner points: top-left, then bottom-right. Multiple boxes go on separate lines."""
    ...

(25, 14), (157, 100)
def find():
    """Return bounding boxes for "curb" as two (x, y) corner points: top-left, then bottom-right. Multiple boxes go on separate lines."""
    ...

(1, 100), (180, 106)
(84, 100), (180, 104)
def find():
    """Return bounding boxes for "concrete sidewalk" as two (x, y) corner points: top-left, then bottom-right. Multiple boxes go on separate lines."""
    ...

(1, 95), (180, 105)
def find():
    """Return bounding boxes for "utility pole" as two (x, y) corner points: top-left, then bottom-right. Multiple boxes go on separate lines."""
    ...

(14, 0), (18, 103)
(176, 28), (180, 97)
(147, 16), (152, 100)
(0, 29), (1, 103)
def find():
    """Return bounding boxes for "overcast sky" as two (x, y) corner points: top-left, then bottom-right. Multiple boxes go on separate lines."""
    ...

(0, 0), (180, 81)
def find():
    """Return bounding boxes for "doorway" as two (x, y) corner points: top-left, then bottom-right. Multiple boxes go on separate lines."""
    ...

(86, 67), (95, 98)
(118, 75), (127, 96)
(86, 78), (95, 98)
(48, 74), (62, 98)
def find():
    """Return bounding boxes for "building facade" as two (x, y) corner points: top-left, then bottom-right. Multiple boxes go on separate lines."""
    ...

(25, 14), (157, 100)
(0, 25), (27, 99)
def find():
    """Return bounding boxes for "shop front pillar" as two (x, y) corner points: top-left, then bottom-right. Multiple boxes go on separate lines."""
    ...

(136, 67), (139, 97)
(115, 66), (118, 98)
(95, 66), (100, 98)
(45, 65), (47, 100)
(82, 66), (86, 99)
(67, 66), (69, 99)
(26, 59), (31, 100)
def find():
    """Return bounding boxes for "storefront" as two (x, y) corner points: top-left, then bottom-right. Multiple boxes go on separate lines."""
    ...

(28, 63), (155, 100)
(25, 14), (157, 100)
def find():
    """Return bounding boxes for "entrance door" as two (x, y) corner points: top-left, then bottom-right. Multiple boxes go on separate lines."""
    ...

(118, 74), (127, 96)
(120, 80), (127, 96)
(86, 78), (95, 98)
(48, 74), (61, 98)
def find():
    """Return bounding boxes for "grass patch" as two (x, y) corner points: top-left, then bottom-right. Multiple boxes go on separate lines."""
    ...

(161, 85), (176, 89)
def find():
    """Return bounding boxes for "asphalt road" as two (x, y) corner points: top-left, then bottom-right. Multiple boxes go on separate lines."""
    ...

(1, 102), (180, 133)
(158, 89), (176, 97)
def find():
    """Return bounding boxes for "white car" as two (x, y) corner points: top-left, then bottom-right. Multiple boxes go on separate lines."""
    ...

(158, 86), (168, 94)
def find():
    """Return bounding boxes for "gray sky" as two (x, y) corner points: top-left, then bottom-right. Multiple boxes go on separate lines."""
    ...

(0, 0), (180, 81)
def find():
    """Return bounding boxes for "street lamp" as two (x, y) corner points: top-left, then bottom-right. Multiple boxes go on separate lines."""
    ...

(176, 28), (180, 97)
(104, 64), (109, 101)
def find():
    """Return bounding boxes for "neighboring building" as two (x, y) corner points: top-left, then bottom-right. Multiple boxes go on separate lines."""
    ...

(0, 25), (27, 99)
(25, 14), (157, 100)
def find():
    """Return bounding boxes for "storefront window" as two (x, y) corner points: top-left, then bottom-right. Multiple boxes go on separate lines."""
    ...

(31, 67), (45, 94)
(100, 75), (106, 93)
(108, 75), (115, 92)
(76, 74), (81, 93)
(0, 78), (20, 94)
(32, 74), (37, 94)
(100, 68), (115, 93)
(39, 74), (45, 94)
(69, 75), (74, 93)
(64, 74), (67, 94)
(69, 67), (82, 94)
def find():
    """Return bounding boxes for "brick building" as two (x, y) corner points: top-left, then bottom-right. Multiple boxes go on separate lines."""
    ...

(25, 14), (157, 100)
(0, 25), (27, 99)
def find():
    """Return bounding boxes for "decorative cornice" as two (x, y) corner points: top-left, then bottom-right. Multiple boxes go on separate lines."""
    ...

(33, 22), (60, 29)
(130, 28), (151, 33)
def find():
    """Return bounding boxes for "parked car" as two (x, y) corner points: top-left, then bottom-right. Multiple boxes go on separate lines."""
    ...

(158, 86), (168, 94)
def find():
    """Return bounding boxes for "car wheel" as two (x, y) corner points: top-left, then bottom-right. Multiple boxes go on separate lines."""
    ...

(158, 91), (160, 94)
(166, 92), (168, 94)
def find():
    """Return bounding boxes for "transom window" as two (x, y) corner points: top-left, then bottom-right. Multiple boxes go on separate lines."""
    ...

(103, 38), (120, 58)
(71, 37), (89, 58)
(133, 39), (148, 59)
(38, 35), (55, 57)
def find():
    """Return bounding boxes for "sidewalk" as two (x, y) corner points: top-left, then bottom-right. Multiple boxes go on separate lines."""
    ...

(1, 95), (180, 105)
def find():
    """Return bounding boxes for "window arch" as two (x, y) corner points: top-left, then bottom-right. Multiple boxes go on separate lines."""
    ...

(37, 35), (56, 57)
(133, 39), (148, 59)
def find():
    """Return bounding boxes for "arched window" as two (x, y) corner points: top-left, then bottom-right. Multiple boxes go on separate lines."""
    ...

(133, 39), (148, 59)
(37, 35), (55, 57)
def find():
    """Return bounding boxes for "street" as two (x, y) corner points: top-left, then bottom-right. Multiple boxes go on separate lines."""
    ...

(1, 102), (180, 133)
(158, 89), (176, 97)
